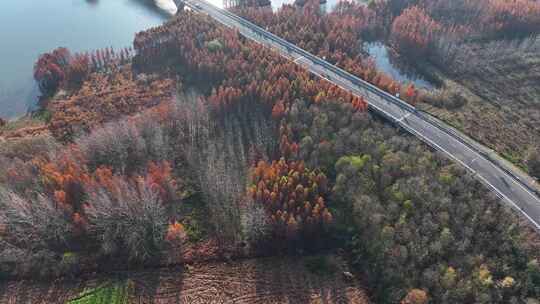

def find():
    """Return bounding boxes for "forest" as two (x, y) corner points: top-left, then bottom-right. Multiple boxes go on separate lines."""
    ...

(0, 1), (540, 303)
(233, 0), (540, 176)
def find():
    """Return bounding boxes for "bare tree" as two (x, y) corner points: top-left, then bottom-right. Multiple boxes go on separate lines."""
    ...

(0, 187), (74, 251)
(75, 118), (164, 174)
(167, 94), (277, 244)
(84, 177), (167, 262)
(240, 198), (271, 244)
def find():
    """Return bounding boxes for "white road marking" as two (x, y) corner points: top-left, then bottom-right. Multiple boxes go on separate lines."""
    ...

(396, 112), (412, 123)
(293, 56), (305, 63)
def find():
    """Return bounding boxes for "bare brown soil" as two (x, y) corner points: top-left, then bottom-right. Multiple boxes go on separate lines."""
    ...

(0, 255), (370, 304)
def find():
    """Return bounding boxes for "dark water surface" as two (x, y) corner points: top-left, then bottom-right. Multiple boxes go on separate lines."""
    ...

(0, 0), (169, 119)
(365, 42), (435, 89)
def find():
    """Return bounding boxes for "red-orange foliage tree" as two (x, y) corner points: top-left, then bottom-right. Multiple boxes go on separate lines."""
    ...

(390, 6), (442, 58)
(67, 53), (90, 90)
(165, 221), (186, 246)
(34, 47), (71, 96)
(133, 10), (368, 122)
(383, 0), (540, 42)
(36, 147), (89, 216)
(248, 158), (331, 240)
(83, 160), (177, 205)
(36, 145), (177, 237)
(35, 46), (132, 99)
(145, 161), (178, 203)
(234, 0), (420, 104)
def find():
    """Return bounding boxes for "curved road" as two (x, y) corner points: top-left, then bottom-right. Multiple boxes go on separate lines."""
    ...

(182, 0), (540, 231)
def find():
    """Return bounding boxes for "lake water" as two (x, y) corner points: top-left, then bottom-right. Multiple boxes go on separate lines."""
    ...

(365, 42), (435, 89)
(0, 0), (350, 119)
(0, 0), (171, 119)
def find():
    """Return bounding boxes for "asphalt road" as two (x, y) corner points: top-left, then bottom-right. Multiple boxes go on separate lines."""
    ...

(183, 0), (540, 231)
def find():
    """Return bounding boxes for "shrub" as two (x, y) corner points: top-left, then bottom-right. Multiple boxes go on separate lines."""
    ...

(423, 89), (467, 109)
(206, 39), (224, 52)
(526, 147), (540, 179)
(58, 252), (81, 277)
(165, 221), (186, 245)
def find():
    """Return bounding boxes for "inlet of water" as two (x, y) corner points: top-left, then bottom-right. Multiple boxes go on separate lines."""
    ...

(364, 42), (435, 89)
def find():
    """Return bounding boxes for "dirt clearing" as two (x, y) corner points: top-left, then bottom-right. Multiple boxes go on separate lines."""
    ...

(0, 255), (369, 304)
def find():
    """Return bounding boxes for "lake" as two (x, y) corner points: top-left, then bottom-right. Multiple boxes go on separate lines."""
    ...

(0, 0), (171, 119)
(0, 0), (348, 119)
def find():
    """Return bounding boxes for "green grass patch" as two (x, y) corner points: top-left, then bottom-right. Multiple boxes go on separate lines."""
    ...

(68, 282), (128, 304)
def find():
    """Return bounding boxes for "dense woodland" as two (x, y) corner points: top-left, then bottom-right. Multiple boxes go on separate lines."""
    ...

(0, 2), (540, 304)
(234, 0), (540, 172)
(234, 0), (422, 105)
